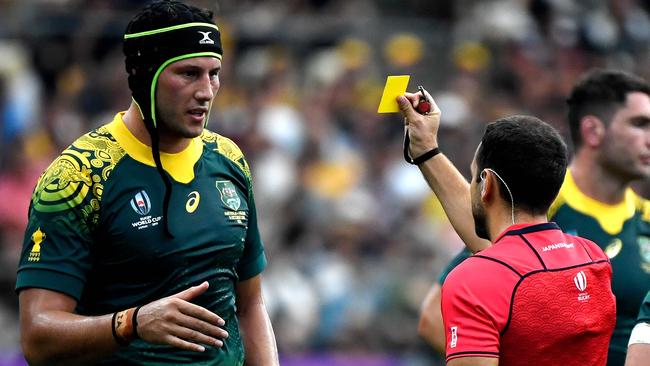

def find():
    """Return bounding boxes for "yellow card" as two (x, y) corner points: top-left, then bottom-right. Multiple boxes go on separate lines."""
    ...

(377, 75), (410, 113)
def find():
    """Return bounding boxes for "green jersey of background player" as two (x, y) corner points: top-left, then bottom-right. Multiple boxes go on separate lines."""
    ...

(550, 70), (650, 365)
(16, 1), (279, 365)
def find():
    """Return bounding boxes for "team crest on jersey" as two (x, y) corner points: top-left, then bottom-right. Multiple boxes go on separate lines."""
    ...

(130, 190), (151, 215)
(638, 236), (650, 274)
(216, 180), (241, 211)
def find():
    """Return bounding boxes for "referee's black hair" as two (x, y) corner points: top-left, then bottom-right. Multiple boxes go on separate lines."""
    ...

(476, 115), (568, 216)
(124, 0), (214, 237)
(567, 69), (650, 149)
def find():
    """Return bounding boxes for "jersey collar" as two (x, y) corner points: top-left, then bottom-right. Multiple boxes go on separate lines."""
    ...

(554, 169), (637, 235)
(107, 112), (202, 184)
(494, 222), (560, 243)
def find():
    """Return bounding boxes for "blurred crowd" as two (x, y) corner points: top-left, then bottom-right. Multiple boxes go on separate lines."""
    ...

(1, 0), (650, 364)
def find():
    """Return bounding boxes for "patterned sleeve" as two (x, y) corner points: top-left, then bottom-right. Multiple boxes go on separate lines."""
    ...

(15, 130), (122, 300)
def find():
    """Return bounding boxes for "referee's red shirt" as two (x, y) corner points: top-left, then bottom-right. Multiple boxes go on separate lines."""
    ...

(442, 223), (615, 365)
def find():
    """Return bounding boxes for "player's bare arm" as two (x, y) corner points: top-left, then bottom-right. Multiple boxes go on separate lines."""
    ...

(236, 275), (279, 366)
(417, 283), (446, 354)
(447, 356), (499, 366)
(396, 92), (490, 253)
(626, 343), (650, 366)
(20, 282), (227, 365)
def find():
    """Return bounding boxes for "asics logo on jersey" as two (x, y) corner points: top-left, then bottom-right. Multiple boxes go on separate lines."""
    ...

(604, 238), (623, 259)
(198, 31), (214, 45)
(574, 271), (587, 292)
(130, 190), (151, 215)
(186, 191), (200, 213)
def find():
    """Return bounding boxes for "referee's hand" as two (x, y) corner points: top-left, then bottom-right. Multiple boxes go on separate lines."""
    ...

(136, 281), (229, 352)
(397, 91), (441, 158)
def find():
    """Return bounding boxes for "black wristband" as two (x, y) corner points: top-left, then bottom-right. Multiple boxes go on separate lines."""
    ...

(411, 147), (440, 165)
(403, 132), (440, 165)
(132, 306), (142, 339)
(111, 312), (130, 346)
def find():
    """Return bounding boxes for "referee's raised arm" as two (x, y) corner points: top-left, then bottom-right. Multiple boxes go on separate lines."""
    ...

(397, 91), (490, 253)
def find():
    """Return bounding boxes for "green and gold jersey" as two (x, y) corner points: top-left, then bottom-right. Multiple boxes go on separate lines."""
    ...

(549, 170), (650, 366)
(437, 248), (471, 285)
(638, 291), (650, 324)
(16, 113), (267, 365)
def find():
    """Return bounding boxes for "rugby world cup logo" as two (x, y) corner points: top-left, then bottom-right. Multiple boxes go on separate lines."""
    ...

(130, 190), (151, 216)
(573, 271), (587, 292)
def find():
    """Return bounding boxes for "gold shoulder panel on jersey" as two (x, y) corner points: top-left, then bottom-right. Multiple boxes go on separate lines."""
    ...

(548, 185), (567, 220)
(636, 194), (650, 222)
(203, 130), (251, 179)
(33, 126), (126, 215)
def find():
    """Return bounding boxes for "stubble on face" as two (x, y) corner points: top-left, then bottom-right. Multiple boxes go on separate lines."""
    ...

(600, 92), (650, 181)
(154, 57), (221, 144)
(472, 195), (490, 241)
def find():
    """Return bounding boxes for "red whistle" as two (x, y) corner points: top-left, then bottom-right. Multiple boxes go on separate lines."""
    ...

(417, 85), (431, 114)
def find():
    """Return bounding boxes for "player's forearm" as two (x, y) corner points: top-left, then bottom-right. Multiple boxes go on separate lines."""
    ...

(417, 315), (446, 354)
(418, 154), (490, 253)
(21, 310), (118, 365)
(418, 284), (446, 354)
(238, 303), (279, 366)
(626, 344), (650, 366)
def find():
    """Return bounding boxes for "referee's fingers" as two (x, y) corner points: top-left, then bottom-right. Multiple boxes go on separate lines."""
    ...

(397, 94), (419, 122)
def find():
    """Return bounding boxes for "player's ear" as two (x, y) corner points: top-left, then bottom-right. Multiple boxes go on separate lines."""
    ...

(581, 115), (606, 147)
(480, 171), (487, 195)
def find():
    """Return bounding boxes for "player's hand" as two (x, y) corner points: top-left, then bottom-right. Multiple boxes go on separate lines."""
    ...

(396, 90), (441, 158)
(136, 281), (229, 352)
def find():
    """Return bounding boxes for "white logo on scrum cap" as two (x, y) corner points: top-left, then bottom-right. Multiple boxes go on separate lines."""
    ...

(198, 31), (214, 45)
(573, 271), (587, 291)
